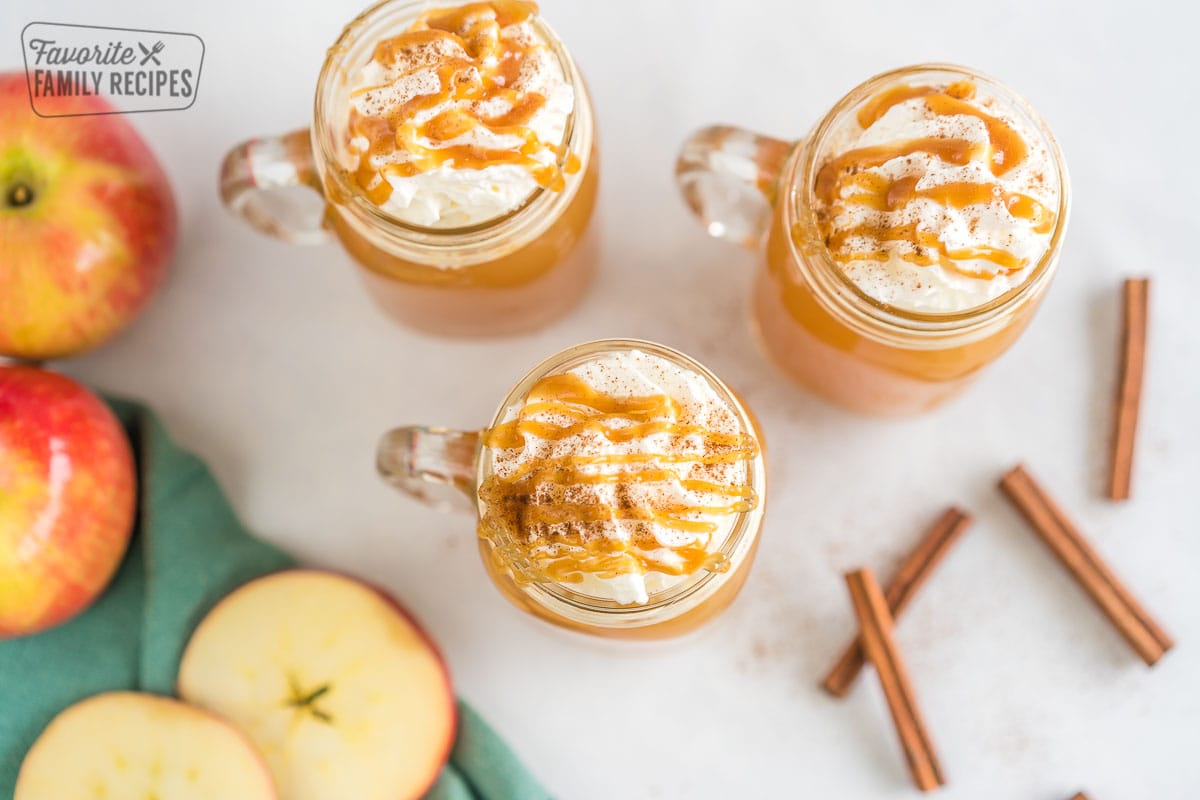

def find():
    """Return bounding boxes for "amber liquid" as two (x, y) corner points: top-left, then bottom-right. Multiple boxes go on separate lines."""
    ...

(478, 531), (761, 639)
(328, 0), (598, 336)
(757, 197), (1046, 415)
(327, 140), (598, 336)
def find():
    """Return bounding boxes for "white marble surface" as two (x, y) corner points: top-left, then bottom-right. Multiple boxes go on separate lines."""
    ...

(4, 0), (1198, 796)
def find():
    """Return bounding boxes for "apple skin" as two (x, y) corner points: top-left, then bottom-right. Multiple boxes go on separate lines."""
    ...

(0, 365), (136, 638)
(0, 71), (177, 360)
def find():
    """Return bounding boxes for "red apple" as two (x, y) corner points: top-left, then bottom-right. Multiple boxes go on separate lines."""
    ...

(178, 570), (457, 800)
(0, 72), (177, 360)
(0, 365), (135, 637)
(16, 691), (277, 799)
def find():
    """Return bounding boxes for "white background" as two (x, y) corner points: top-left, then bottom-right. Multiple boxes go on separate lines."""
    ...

(4, 0), (1198, 797)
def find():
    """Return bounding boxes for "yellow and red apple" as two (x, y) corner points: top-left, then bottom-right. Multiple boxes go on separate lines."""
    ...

(0, 365), (136, 638)
(179, 571), (457, 800)
(0, 72), (177, 360)
(15, 692), (277, 800)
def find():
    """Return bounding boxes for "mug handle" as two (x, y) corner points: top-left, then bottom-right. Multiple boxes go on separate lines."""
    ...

(377, 426), (481, 512)
(675, 126), (794, 248)
(219, 128), (331, 245)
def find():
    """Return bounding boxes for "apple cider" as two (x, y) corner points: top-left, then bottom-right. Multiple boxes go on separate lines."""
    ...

(328, 140), (598, 335)
(376, 340), (769, 639)
(477, 528), (762, 640)
(321, 0), (598, 336)
(221, 0), (598, 336)
(756, 191), (1048, 415)
(677, 65), (1070, 415)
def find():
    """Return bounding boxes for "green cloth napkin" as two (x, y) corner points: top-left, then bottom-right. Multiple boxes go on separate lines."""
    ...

(0, 396), (549, 800)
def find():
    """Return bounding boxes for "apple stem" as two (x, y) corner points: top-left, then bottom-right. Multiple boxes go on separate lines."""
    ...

(6, 183), (34, 208)
(0, 357), (46, 368)
(284, 674), (335, 724)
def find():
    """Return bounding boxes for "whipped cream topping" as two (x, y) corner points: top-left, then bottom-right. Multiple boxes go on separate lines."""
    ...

(814, 78), (1061, 313)
(345, 1), (575, 231)
(480, 350), (759, 605)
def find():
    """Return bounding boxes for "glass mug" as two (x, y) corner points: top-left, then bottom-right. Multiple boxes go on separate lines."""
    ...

(376, 339), (768, 639)
(676, 64), (1070, 415)
(220, 0), (599, 336)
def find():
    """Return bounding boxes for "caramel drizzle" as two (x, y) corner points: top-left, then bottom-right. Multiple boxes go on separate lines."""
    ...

(813, 80), (1053, 277)
(478, 373), (759, 587)
(855, 80), (976, 128)
(348, 0), (580, 206)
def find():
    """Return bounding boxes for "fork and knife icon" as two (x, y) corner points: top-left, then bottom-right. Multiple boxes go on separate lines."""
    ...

(138, 41), (165, 66)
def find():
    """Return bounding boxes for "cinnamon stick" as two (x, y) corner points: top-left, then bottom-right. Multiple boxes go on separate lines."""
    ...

(845, 568), (945, 792)
(822, 508), (972, 697)
(999, 464), (1173, 666)
(1109, 277), (1149, 500)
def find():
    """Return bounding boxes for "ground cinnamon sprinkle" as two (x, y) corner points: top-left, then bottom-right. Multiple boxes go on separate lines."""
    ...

(477, 354), (758, 587)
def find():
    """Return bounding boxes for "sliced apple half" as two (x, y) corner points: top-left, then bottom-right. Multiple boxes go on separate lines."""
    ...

(15, 691), (275, 799)
(178, 570), (456, 800)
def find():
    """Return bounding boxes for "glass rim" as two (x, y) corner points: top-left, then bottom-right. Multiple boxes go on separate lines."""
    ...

(311, 0), (590, 245)
(476, 338), (767, 621)
(785, 62), (1072, 331)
